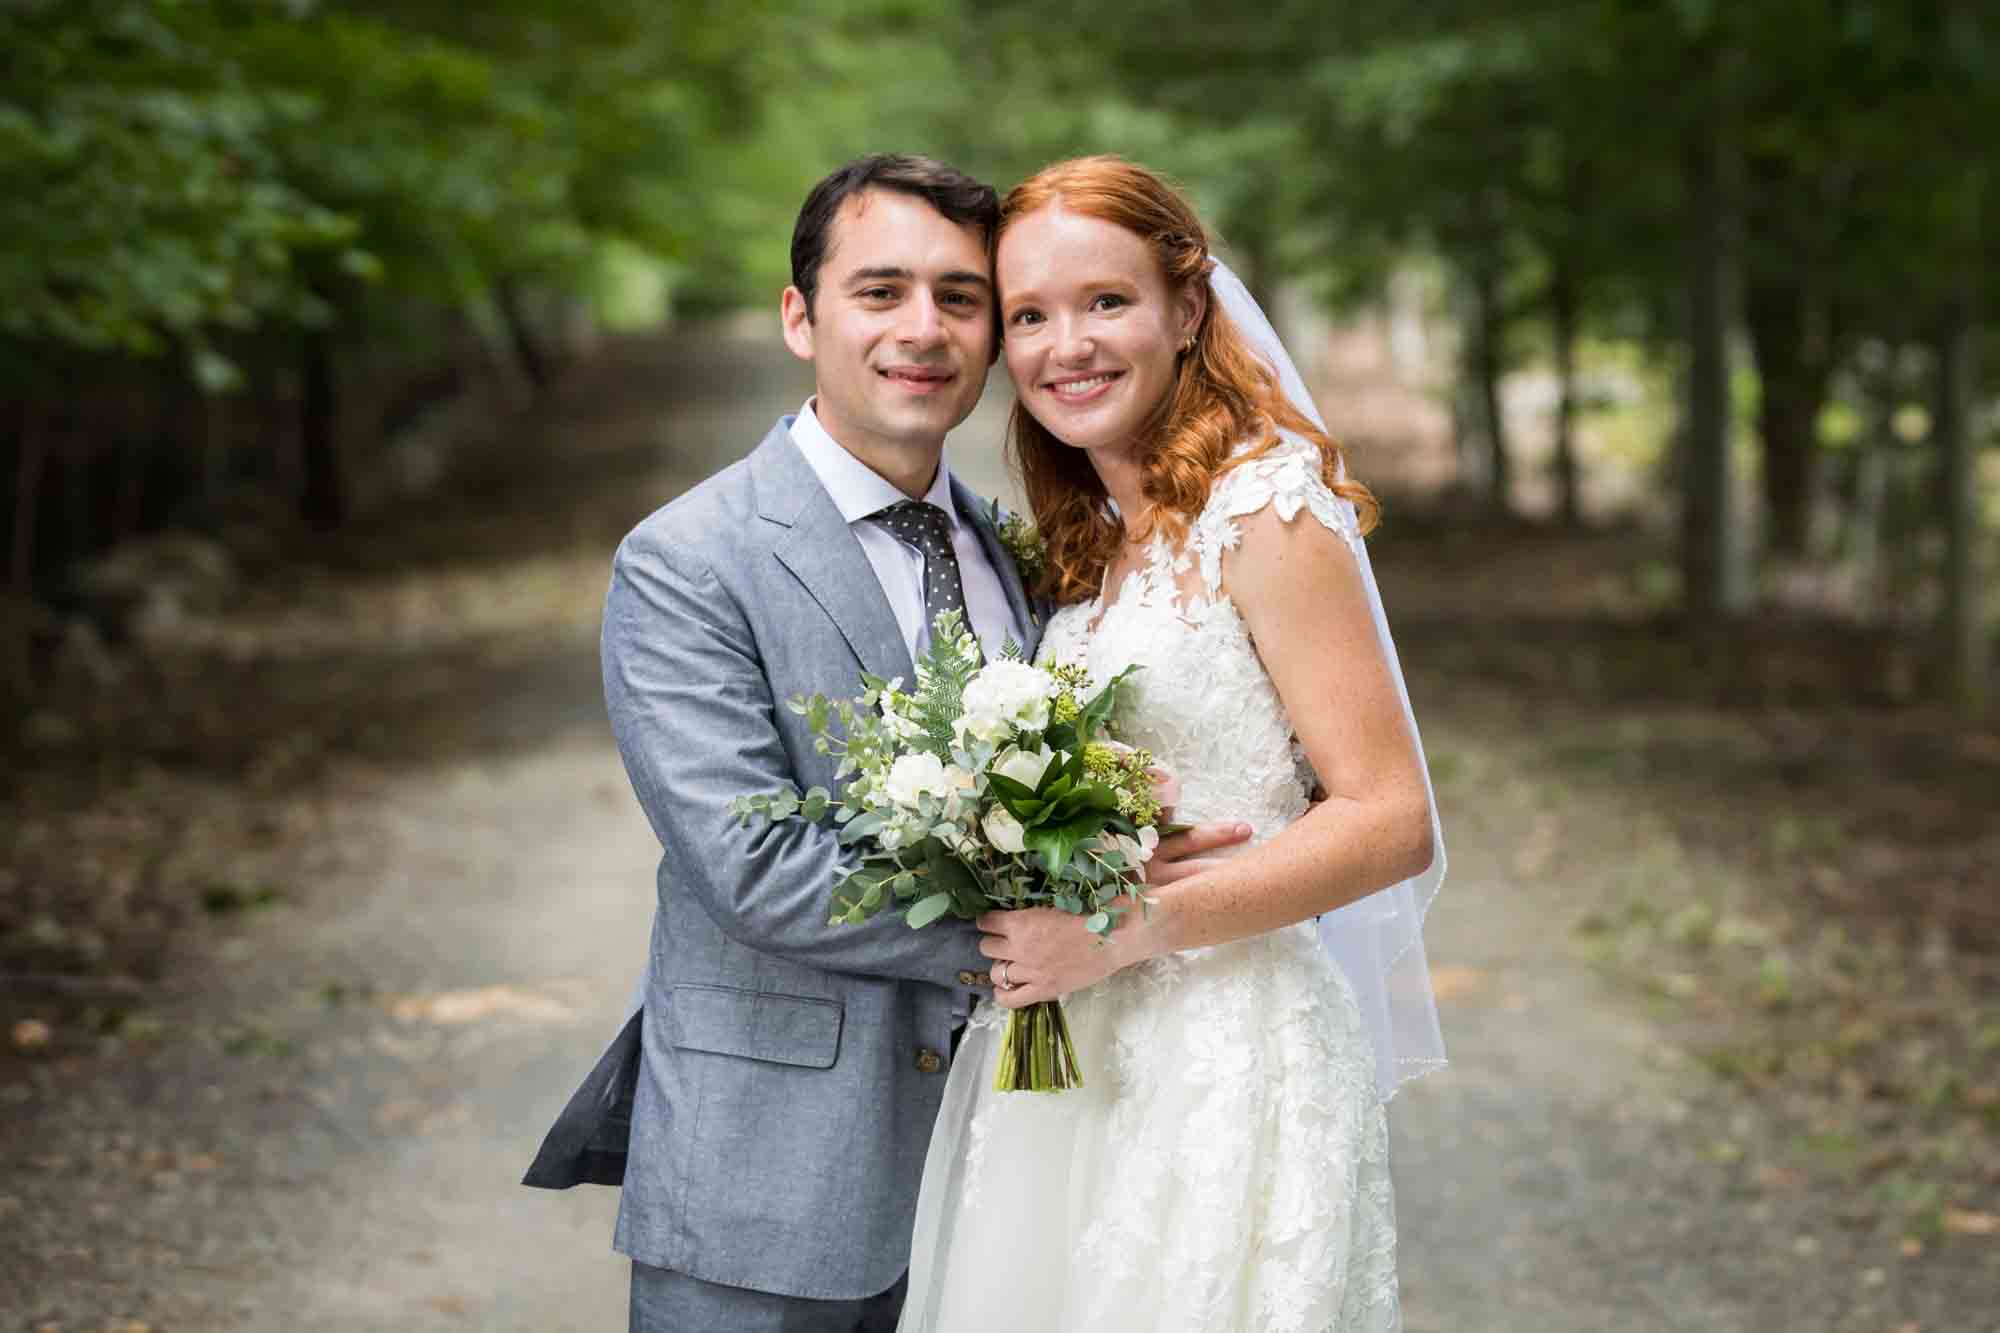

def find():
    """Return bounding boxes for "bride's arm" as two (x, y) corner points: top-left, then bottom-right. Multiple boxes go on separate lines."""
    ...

(979, 506), (1433, 1005)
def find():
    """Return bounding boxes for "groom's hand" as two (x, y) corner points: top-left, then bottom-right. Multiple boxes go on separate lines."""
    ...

(1145, 820), (1253, 886)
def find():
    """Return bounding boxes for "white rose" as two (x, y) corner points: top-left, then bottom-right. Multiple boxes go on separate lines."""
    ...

(958, 660), (1054, 741)
(981, 806), (1028, 855)
(882, 752), (951, 809)
(991, 744), (1057, 792)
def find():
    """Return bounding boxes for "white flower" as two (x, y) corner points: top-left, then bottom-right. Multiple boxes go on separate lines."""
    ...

(956, 660), (1053, 744)
(1110, 825), (1161, 878)
(939, 765), (977, 818)
(991, 744), (1057, 792)
(882, 752), (952, 810)
(981, 806), (1028, 854)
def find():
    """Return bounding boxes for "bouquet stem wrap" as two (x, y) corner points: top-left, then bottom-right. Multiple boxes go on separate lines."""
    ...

(994, 999), (1082, 1093)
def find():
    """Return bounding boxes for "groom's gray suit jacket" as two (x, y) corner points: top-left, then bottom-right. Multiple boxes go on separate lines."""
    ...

(523, 420), (1041, 1301)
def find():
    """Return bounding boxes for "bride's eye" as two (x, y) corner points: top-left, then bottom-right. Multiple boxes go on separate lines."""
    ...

(1090, 293), (1128, 312)
(1008, 308), (1044, 329)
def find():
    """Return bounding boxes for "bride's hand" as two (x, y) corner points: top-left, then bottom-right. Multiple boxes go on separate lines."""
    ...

(1145, 820), (1253, 886)
(977, 894), (1165, 1008)
(975, 822), (1250, 1005)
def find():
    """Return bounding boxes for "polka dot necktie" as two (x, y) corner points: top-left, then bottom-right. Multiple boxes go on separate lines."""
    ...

(867, 499), (974, 654)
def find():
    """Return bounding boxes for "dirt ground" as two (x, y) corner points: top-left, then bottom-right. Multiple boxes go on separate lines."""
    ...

(3, 331), (1995, 1331)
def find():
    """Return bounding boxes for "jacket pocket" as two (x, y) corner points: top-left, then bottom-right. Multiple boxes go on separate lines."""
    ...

(665, 983), (844, 1069)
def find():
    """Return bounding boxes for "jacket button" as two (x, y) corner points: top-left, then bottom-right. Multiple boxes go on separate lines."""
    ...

(914, 1047), (943, 1074)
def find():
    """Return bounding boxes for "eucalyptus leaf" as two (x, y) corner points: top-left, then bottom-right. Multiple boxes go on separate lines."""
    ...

(905, 892), (955, 929)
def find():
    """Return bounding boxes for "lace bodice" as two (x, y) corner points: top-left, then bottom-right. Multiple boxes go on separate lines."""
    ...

(1036, 436), (1363, 840)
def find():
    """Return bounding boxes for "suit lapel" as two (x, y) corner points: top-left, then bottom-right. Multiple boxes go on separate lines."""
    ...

(753, 425), (914, 685)
(952, 476), (1042, 661)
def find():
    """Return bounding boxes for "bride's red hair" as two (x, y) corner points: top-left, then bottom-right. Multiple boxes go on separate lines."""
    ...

(999, 155), (1378, 605)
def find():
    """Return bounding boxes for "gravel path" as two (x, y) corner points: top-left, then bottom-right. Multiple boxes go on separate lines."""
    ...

(2, 334), (1966, 1331)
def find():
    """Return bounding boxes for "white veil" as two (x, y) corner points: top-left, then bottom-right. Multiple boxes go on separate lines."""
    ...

(1210, 260), (1448, 1102)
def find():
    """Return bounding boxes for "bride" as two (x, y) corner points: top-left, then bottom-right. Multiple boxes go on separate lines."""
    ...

(899, 156), (1448, 1333)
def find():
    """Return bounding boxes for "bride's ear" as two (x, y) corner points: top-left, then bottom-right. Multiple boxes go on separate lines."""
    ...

(1177, 281), (1208, 348)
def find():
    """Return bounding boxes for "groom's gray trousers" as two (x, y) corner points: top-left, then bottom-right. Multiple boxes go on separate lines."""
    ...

(522, 422), (1040, 1319)
(631, 1264), (906, 1333)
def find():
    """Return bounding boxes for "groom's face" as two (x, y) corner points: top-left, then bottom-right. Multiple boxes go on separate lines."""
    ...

(781, 189), (994, 463)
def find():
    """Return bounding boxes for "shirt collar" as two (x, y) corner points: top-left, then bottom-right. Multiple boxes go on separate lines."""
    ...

(789, 398), (959, 527)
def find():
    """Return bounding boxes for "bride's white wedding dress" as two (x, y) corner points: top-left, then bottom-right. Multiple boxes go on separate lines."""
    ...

(900, 439), (1401, 1333)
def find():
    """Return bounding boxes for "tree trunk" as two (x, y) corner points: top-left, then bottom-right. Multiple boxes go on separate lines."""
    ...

(1471, 260), (1511, 514)
(298, 309), (344, 527)
(1744, 274), (1831, 557)
(1681, 70), (1749, 621)
(496, 278), (552, 393)
(7, 400), (49, 696)
(1935, 286), (1987, 711)
(1549, 257), (1581, 527)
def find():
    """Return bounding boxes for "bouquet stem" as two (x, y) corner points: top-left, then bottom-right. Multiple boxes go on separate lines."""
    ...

(992, 999), (1083, 1092)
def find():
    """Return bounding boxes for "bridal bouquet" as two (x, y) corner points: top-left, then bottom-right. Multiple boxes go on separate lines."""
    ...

(731, 611), (1174, 1092)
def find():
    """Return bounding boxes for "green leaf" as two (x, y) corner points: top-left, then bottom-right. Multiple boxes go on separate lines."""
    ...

(1076, 666), (1141, 741)
(905, 892), (955, 929)
(923, 838), (990, 915)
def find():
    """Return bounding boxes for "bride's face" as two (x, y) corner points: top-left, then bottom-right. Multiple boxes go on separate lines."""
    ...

(997, 204), (1201, 458)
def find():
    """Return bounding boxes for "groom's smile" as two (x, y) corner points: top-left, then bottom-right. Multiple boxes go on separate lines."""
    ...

(879, 363), (959, 394)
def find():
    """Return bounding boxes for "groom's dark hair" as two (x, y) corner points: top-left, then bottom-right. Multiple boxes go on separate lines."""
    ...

(790, 154), (1000, 320)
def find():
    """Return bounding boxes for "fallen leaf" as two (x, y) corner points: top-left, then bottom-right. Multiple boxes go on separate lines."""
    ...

(1941, 1207), (1998, 1236)
(376, 1099), (426, 1128)
(1899, 1237), (1923, 1258)
(1754, 1164), (1806, 1192)
(385, 984), (575, 1026)
(1429, 967), (1488, 1003)
(11, 1019), (52, 1050)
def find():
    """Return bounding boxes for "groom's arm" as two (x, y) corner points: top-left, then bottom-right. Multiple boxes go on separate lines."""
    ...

(601, 528), (989, 988)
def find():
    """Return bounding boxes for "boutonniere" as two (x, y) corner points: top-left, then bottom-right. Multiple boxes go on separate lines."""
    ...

(987, 499), (1047, 601)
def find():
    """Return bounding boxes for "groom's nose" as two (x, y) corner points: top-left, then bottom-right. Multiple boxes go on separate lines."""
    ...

(896, 290), (947, 349)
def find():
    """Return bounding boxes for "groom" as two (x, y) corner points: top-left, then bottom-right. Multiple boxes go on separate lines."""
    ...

(525, 154), (1246, 1331)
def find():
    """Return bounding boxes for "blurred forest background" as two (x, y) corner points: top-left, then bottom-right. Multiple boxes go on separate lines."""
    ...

(4, 0), (1996, 697)
(2, 0), (1997, 1328)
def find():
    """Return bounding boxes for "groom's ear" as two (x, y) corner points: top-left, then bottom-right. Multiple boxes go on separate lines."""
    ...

(781, 286), (815, 362)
